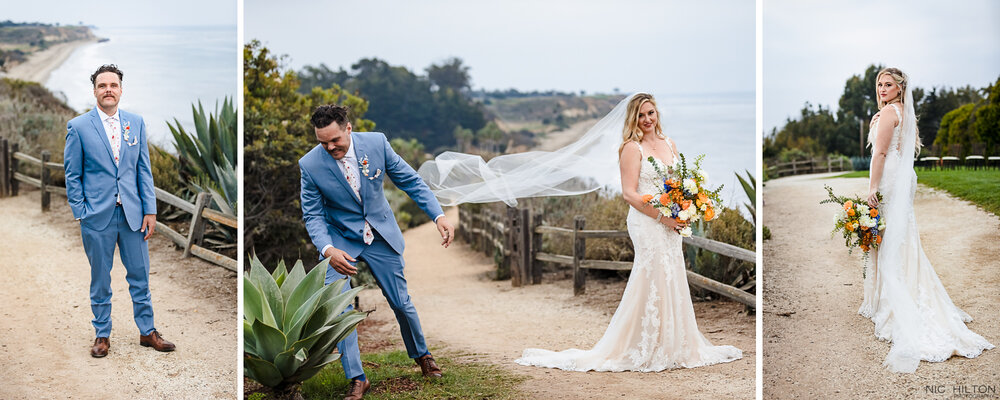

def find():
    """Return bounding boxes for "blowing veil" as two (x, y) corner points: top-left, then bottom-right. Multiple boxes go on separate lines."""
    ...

(416, 94), (639, 207)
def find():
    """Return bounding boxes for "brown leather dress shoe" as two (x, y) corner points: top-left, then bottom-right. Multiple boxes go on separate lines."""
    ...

(415, 354), (443, 378)
(343, 379), (370, 400)
(91, 337), (110, 358)
(139, 330), (176, 352)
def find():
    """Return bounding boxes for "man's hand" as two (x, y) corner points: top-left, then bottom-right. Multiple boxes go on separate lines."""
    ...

(324, 246), (358, 275)
(141, 214), (156, 240)
(436, 216), (454, 248)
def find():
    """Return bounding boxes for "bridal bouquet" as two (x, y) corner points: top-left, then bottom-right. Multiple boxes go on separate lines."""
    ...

(821, 185), (886, 259)
(641, 154), (723, 237)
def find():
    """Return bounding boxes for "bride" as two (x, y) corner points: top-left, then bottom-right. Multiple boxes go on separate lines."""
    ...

(860, 67), (993, 373)
(419, 93), (742, 372)
(512, 93), (742, 371)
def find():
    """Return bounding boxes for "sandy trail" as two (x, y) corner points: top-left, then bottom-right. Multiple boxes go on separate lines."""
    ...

(2, 39), (96, 84)
(762, 173), (1000, 399)
(354, 207), (756, 399)
(0, 190), (238, 399)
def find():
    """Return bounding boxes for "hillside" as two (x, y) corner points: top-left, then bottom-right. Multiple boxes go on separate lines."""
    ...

(0, 21), (96, 71)
(482, 93), (625, 135)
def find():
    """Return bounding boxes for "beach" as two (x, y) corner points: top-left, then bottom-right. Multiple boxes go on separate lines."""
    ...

(1, 39), (97, 84)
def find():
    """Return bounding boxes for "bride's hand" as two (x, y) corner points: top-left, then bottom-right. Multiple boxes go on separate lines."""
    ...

(662, 216), (687, 231)
(867, 189), (879, 208)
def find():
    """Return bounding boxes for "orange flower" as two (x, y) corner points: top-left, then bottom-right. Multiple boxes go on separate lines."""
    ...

(847, 208), (855, 217)
(641, 194), (654, 203)
(844, 200), (853, 210)
(860, 244), (869, 252)
(845, 222), (855, 232)
(681, 200), (692, 210)
(659, 193), (671, 206)
(704, 207), (715, 221)
(876, 235), (883, 244)
(869, 208), (879, 217)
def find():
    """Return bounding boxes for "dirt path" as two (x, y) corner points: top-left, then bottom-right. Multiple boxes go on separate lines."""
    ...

(762, 173), (1000, 399)
(354, 207), (756, 399)
(0, 190), (237, 399)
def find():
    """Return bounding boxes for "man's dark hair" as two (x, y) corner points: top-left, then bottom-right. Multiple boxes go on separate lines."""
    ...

(90, 64), (124, 87)
(311, 104), (350, 129)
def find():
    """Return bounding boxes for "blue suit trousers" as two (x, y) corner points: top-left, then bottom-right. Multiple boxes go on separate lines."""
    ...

(324, 230), (429, 379)
(80, 205), (156, 337)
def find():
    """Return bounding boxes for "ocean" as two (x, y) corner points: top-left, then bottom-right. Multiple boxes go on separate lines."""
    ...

(648, 91), (756, 211)
(45, 25), (237, 151)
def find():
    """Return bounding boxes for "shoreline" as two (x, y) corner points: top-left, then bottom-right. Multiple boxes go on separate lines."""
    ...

(1, 38), (97, 84)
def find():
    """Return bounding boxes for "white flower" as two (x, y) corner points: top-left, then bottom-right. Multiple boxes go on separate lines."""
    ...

(700, 203), (708, 211)
(689, 212), (701, 222)
(834, 208), (847, 221)
(696, 169), (708, 182)
(856, 204), (870, 215)
(678, 226), (693, 237)
(683, 178), (698, 193)
(858, 215), (876, 228)
(677, 208), (691, 221)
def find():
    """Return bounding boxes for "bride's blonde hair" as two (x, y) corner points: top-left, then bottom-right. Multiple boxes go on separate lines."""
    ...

(871, 67), (922, 153)
(619, 93), (664, 156)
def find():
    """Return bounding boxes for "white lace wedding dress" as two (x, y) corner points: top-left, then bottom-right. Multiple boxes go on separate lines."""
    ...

(859, 103), (993, 373)
(514, 144), (742, 372)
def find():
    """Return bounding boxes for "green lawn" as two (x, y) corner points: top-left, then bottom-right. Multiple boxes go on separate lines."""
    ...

(830, 169), (1000, 216)
(299, 350), (526, 399)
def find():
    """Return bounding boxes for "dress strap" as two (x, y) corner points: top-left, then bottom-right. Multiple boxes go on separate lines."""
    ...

(888, 103), (902, 120)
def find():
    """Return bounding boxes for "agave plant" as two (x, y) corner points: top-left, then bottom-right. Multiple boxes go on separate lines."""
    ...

(735, 170), (756, 225)
(244, 255), (367, 395)
(167, 97), (237, 214)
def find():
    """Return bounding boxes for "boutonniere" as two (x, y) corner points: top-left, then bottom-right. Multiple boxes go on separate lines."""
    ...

(359, 154), (382, 180)
(122, 121), (138, 146)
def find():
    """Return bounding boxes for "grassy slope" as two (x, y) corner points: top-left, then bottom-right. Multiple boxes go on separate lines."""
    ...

(300, 350), (526, 400)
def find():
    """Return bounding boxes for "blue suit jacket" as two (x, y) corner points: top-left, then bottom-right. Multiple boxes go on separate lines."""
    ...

(299, 131), (444, 258)
(64, 108), (157, 231)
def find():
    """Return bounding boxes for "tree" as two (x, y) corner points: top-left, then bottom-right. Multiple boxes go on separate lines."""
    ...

(426, 57), (471, 92)
(297, 57), (487, 152)
(243, 39), (374, 266)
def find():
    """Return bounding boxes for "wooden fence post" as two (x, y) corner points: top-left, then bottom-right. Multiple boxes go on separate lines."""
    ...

(528, 212), (542, 285)
(1, 137), (8, 198)
(40, 151), (51, 211)
(507, 206), (520, 286)
(10, 143), (19, 196)
(524, 208), (540, 285)
(572, 215), (586, 296)
(183, 192), (211, 258)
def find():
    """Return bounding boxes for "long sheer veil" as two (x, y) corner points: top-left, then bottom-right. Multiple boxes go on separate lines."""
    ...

(417, 94), (638, 207)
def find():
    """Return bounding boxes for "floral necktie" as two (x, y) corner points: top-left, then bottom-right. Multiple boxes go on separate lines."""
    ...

(106, 116), (120, 165)
(341, 159), (374, 245)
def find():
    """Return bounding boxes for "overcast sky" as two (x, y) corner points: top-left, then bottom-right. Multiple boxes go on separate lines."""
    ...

(245, 0), (754, 97)
(764, 0), (1000, 134)
(3, 1), (235, 27)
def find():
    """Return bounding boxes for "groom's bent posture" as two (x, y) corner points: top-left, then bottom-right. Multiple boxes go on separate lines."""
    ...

(300, 105), (454, 400)
(63, 64), (175, 358)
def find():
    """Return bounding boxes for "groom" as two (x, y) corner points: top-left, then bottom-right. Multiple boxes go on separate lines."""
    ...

(63, 64), (175, 357)
(300, 104), (454, 399)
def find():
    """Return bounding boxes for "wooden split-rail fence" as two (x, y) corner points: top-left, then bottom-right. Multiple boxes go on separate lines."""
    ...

(457, 204), (756, 307)
(768, 156), (849, 178)
(0, 136), (237, 271)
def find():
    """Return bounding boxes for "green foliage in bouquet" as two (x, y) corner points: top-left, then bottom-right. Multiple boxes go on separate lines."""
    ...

(244, 254), (367, 394)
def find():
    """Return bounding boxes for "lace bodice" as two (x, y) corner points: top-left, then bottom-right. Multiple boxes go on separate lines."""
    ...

(871, 103), (903, 157)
